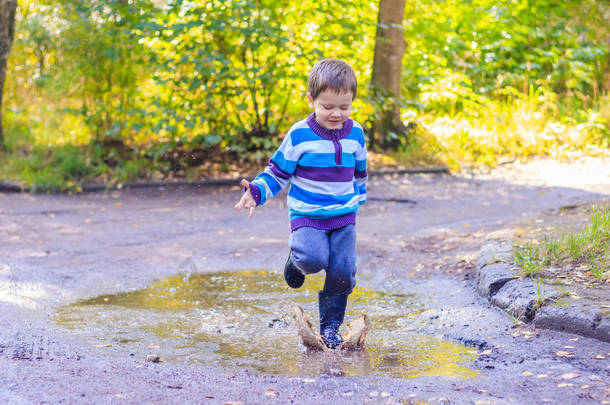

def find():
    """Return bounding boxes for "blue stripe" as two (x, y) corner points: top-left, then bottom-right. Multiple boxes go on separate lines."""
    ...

(299, 153), (355, 168)
(289, 183), (355, 206)
(358, 185), (367, 195)
(289, 205), (359, 220)
(345, 127), (365, 146)
(257, 172), (282, 195)
(270, 150), (297, 174)
(355, 159), (366, 171)
(289, 128), (322, 146)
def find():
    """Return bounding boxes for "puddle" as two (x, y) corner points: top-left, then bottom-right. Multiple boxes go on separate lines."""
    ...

(56, 270), (478, 379)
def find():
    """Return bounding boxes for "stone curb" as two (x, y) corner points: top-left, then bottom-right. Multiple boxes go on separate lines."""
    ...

(475, 230), (610, 342)
(0, 166), (450, 194)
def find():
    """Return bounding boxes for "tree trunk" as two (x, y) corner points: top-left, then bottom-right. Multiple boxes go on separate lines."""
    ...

(370, 0), (407, 150)
(0, 0), (17, 147)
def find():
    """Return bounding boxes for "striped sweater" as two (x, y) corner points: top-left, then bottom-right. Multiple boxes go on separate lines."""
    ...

(249, 113), (368, 231)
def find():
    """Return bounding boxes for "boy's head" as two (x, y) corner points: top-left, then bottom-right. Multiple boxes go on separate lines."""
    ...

(307, 59), (357, 130)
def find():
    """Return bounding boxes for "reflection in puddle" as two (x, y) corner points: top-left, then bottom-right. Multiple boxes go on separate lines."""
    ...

(56, 270), (478, 379)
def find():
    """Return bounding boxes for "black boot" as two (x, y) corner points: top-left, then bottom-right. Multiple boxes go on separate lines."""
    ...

(318, 291), (348, 349)
(284, 251), (305, 289)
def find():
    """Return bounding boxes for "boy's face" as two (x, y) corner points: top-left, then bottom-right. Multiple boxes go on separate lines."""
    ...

(307, 89), (353, 130)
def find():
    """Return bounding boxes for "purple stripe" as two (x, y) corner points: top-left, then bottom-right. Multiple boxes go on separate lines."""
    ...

(295, 166), (354, 182)
(354, 169), (367, 179)
(269, 161), (291, 179)
(290, 213), (356, 232)
(248, 182), (261, 205)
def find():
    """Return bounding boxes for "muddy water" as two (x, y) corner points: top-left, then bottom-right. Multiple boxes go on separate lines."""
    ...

(56, 270), (478, 379)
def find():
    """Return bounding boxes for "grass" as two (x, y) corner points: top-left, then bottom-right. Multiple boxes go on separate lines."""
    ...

(514, 207), (610, 281)
(394, 89), (610, 170)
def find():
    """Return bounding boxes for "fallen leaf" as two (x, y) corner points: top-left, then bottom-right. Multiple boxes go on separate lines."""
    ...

(563, 345), (574, 349)
(593, 354), (606, 360)
(381, 392), (391, 397)
(557, 383), (574, 388)
(581, 385), (592, 389)
(224, 402), (244, 405)
(115, 393), (127, 398)
(521, 371), (533, 377)
(555, 351), (574, 358)
(569, 338), (579, 342)
(537, 374), (548, 378)
(205, 395), (214, 399)
(479, 349), (492, 355)
(267, 387), (277, 392)
(115, 202), (121, 207)
(408, 272), (415, 277)
(264, 392), (278, 397)
(146, 354), (161, 363)
(147, 343), (160, 349)
(341, 392), (354, 397)
(561, 373), (579, 380)
(94, 344), (112, 348)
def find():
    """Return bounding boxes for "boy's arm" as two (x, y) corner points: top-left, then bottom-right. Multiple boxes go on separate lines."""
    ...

(234, 133), (298, 216)
(355, 139), (368, 205)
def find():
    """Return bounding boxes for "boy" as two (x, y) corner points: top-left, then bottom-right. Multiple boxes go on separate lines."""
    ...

(234, 58), (367, 349)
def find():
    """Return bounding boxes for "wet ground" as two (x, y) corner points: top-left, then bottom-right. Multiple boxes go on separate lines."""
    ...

(1, 157), (610, 404)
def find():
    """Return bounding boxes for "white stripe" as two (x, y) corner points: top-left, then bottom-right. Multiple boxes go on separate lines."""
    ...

(287, 194), (361, 213)
(355, 143), (367, 160)
(356, 176), (367, 187)
(291, 176), (355, 196)
(339, 139), (361, 154)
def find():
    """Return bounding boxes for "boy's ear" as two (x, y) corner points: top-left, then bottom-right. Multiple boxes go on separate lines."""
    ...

(306, 92), (315, 108)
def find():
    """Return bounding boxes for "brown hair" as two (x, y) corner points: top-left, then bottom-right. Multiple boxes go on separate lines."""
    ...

(308, 59), (357, 100)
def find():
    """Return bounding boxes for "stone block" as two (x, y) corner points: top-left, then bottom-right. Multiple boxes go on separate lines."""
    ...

(476, 241), (514, 269)
(476, 262), (518, 298)
(491, 279), (558, 321)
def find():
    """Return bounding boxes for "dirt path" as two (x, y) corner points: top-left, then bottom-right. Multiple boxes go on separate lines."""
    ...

(1, 157), (609, 404)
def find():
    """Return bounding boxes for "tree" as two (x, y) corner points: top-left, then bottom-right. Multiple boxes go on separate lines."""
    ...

(370, 0), (408, 150)
(0, 0), (17, 147)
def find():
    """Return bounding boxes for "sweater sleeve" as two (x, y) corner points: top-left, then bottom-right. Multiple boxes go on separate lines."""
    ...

(354, 133), (368, 205)
(249, 131), (298, 206)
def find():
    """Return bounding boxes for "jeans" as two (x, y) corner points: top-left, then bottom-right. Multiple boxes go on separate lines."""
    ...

(289, 224), (357, 294)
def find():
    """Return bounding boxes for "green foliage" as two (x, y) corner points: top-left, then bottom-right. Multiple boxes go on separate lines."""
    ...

(3, 0), (609, 189)
(515, 207), (610, 280)
(0, 144), (101, 192)
(514, 245), (543, 277)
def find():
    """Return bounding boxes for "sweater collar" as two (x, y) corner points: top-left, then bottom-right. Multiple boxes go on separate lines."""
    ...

(306, 113), (353, 140)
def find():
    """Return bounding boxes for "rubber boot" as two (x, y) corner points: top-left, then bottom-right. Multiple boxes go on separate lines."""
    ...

(318, 291), (348, 349)
(284, 251), (305, 289)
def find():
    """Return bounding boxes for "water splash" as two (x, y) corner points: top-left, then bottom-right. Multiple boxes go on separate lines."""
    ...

(56, 270), (478, 378)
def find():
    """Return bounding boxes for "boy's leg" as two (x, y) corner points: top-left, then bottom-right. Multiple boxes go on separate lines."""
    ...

(324, 224), (357, 294)
(288, 226), (330, 276)
(319, 224), (357, 348)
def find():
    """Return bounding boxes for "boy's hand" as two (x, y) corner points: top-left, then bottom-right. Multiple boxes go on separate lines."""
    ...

(234, 179), (257, 218)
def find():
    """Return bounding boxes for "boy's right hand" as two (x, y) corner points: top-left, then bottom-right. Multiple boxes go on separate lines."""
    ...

(234, 179), (257, 218)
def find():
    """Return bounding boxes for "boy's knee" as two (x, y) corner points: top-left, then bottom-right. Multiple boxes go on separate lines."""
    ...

(292, 250), (328, 274)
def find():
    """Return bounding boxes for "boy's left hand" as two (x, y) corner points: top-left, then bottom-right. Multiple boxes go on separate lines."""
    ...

(234, 179), (257, 218)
